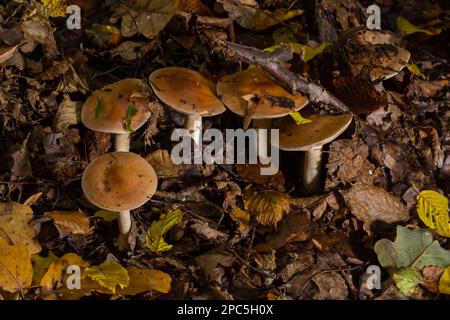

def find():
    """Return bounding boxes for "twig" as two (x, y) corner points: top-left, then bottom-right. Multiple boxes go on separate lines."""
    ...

(213, 40), (351, 113)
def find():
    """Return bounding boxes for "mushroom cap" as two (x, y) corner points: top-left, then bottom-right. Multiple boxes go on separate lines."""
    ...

(82, 152), (157, 211)
(81, 78), (152, 134)
(339, 28), (410, 81)
(274, 113), (353, 151)
(149, 67), (226, 117)
(216, 67), (309, 119)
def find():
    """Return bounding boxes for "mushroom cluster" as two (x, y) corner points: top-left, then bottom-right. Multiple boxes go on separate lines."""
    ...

(81, 79), (158, 247)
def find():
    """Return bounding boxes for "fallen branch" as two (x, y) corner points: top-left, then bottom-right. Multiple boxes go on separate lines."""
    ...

(213, 40), (350, 113)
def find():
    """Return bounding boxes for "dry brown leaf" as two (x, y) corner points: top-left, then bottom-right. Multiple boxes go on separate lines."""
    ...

(421, 265), (444, 293)
(255, 213), (310, 252)
(0, 202), (41, 255)
(145, 149), (183, 179)
(54, 94), (79, 133)
(189, 219), (228, 242)
(0, 45), (19, 65)
(340, 183), (409, 233)
(44, 211), (91, 235)
(86, 130), (111, 162)
(179, 0), (213, 15)
(244, 189), (290, 226)
(235, 163), (285, 189)
(0, 239), (33, 293)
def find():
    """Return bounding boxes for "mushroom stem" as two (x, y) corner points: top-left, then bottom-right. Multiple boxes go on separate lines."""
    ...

(114, 133), (132, 242)
(253, 119), (272, 160)
(303, 146), (323, 194)
(184, 114), (202, 162)
(115, 133), (131, 152)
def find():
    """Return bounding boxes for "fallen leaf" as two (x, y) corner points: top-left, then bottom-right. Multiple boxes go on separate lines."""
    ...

(255, 213), (310, 252)
(83, 260), (129, 294)
(45, 211), (91, 235)
(223, 0), (304, 31)
(116, 267), (171, 295)
(114, 0), (179, 39)
(439, 266), (450, 295)
(31, 251), (59, 286)
(145, 149), (183, 179)
(94, 210), (118, 222)
(393, 267), (423, 296)
(340, 183), (408, 234)
(374, 226), (450, 274)
(41, 0), (68, 17)
(189, 219), (228, 242)
(416, 190), (449, 237)
(0, 45), (19, 65)
(288, 112), (313, 126)
(0, 202), (41, 255)
(0, 239), (33, 293)
(396, 16), (441, 36)
(244, 189), (290, 226)
(146, 209), (183, 254)
(229, 208), (251, 234)
(54, 94), (79, 133)
(421, 265), (444, 293)
(40, 253), (89, 291)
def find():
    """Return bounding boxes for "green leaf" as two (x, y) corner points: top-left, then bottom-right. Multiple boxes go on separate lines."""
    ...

(123, 103), (137, 132)
(288, 112), (313, 126)
(417, 190), (450, 237)
(31, 251), (59, 286)
(396, 16), (441, 36)
(95, 97), (104, 120)
(146, 209), (183, 254)
(83, 260), (129, 294)
(374, 226), (450, 273)
(94, 210), (118, 222)
(393, 268), (423, 296)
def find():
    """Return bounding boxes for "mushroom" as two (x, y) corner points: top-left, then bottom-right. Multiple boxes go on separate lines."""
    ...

(81, 78), (152, 152)
(273, 111), (353, 194)
(82, 152), (157, 242)
(148, 67), (226, 149)
(338, 28), (411, 81)
(217, 67), (309, 155)
(81, 79), (152, 239)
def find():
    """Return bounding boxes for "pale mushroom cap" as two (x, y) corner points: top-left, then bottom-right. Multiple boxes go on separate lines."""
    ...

(82, 152), (157, 211)
(216, 67), (309, 119)
(81, 79), (152, 134)
(274, 113), (353, 151)
(149, 67), (226, 117)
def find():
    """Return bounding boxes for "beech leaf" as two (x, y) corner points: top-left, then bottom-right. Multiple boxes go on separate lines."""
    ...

(146, 209), (183, 254)
(416, 190), (449, 237)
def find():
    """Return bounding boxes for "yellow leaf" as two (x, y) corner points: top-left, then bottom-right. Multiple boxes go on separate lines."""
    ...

(0, 202), (41, 255)
(45, 211), (91, 235)
(439, 266), (450, 294)
(31, 251), (58, 286)
(94, 210), (118, 222)
(83, 260), (129, 294)
(0, 239), (33, 293)
(41, 0), (68, 18)
(417, 190), (450, 237)
(264, 42), (330, 62)
(40, 253), (89, 291)
(288, 112), (313, 126)
(396, 16), (441, 36)
(244, 189), (291, 226)
(146, 209), (183, 254)
(407, 63), (427, 80)
(116, 267), (171, 295)
(301, 42), (331, 62)
(230, 208), (251, 234)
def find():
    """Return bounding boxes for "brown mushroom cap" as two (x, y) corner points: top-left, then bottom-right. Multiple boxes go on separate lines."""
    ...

(216, 67), (309, 119)
(82, 152), (157, 211)
(149, 67), (225, 117)
(339, 28), (410, 81)
(274, 113), (353, 151)
(81, 78), (152, 134)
